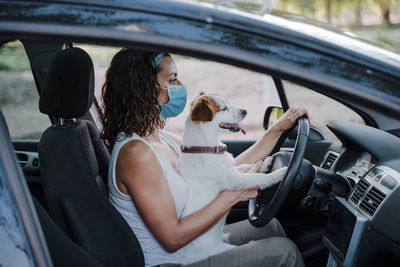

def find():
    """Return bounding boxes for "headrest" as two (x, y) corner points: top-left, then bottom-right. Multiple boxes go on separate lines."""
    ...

(40, 47), (94, 119)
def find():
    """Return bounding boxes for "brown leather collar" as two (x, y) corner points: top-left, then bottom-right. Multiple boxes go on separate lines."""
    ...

(181, 145), (227, 154)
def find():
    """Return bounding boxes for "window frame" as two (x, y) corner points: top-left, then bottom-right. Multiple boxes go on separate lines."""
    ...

(0, 112), (53, 267)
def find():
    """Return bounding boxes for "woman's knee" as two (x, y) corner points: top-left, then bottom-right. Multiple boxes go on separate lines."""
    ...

(253, 237), (304, 267)
(267, 218), (287, 237)
(271, 237), (304, 267)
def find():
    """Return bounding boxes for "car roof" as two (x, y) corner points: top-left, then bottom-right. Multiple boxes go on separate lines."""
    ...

(59, 0), (400, 71)
(2, 0), (399, 73)
(182, 0), (400, 68)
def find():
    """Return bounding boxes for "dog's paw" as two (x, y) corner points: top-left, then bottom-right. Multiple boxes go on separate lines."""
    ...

(269, 166), (288, 182)
(257, 167), (288, 190)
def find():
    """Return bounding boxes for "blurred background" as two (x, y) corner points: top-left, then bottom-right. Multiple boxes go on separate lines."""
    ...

(1, 0), (399, 140)
(194, 0), (400, 48)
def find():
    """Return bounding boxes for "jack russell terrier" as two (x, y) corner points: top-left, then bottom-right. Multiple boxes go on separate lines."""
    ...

(177, 93), (287, 264)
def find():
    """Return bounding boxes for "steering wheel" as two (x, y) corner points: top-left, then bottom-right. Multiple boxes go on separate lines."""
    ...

(248, 116), (309, 227)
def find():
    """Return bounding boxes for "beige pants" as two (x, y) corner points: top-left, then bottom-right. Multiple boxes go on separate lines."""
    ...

(159, 218), (305, 267)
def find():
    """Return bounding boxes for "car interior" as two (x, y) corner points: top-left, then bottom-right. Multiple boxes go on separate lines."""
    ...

(1, 37), (400, 267)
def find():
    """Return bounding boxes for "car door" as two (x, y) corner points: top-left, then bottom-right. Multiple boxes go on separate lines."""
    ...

(0, 108), (53, 266)
(224, 77), (367, 224)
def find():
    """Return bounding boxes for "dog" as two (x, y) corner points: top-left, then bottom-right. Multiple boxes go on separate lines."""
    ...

(177, 93), (287, 264)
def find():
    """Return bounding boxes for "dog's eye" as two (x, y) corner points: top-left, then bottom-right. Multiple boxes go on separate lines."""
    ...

(221, 106), (228, 111)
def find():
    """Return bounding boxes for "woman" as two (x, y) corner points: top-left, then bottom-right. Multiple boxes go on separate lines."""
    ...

(100, 49), (309, 267)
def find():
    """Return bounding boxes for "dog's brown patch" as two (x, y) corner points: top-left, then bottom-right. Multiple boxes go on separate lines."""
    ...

(190, 96), (221, 123)
(207, 97), (221, 113)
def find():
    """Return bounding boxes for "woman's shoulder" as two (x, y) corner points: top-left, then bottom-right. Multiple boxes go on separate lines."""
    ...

(118, 139), (157, 166)
(116, 138), (167, 194)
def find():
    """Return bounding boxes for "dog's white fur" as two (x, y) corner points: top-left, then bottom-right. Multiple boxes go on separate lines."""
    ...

(177, 93), (287, 264)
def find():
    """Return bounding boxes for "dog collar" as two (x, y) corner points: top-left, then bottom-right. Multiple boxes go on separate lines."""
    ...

(181, 145), (227, 154)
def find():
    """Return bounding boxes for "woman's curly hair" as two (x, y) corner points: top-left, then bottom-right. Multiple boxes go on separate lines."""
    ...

(100, 49), (169, 148)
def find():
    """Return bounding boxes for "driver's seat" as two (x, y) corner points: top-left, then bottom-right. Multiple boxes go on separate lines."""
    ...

(38, 47), (144, 267)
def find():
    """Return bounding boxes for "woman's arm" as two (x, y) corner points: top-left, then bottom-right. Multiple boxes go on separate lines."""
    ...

(234, 106), (310, 166)
(116, 140), (257, 252)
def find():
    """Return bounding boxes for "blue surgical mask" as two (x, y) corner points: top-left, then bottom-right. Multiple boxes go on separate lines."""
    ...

(159, 84), (187, 119)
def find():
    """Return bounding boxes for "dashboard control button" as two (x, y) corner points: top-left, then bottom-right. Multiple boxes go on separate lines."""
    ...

(374, 174), (383, 182)
(381, 175), (397, 190)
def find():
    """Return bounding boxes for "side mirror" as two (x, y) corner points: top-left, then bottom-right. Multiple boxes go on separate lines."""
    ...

(263, 106), (284, 130)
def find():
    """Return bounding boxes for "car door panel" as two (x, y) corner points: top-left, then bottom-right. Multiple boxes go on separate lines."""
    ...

(12, 139), (47, 209)
(13, 140), (41, 176)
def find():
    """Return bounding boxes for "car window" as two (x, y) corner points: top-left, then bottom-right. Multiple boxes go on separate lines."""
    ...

(77, 43), (277, 141)
(0, 160), (34, 266)
(0, 41), (51, 139)
(283, 80), (365, 138)
(75, 44), (365, 141)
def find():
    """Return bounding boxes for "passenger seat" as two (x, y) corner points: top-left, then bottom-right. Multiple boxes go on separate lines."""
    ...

(38, 47), (144, 267)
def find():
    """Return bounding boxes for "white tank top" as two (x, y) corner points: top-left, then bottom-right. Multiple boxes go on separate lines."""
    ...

(108, 131), (187, 267)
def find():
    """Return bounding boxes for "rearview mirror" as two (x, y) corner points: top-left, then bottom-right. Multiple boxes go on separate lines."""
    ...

(263, 106), (284, 130)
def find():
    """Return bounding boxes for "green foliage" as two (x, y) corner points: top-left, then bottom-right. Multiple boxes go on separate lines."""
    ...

(370, 0), (396, 10)
(351, 24), (400, 49)
(235, 1), (262, 12)
(298, 0), (316, 15)
(0, 41), (31, 71)
(377, 35), (394, 46)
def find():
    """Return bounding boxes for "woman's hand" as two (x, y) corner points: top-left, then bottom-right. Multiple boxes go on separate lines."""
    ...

(234, 106), (310, 167)
(273, 106), (310, 132)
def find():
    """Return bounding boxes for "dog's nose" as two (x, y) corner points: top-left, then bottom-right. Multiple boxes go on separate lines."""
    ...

(240, 109), (247, 116)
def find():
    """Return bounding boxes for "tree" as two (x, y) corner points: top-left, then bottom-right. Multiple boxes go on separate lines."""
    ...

(371, 0), (398, 25)
(276, 0), (317, 19)
(298, 0), (317, 19)
(355, 0), (364, 25)
(325, 0), (332, 23)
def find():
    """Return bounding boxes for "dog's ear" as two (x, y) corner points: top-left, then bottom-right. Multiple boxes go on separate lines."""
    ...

(191, 98), (213, 123)
(190, 91), (206, 106)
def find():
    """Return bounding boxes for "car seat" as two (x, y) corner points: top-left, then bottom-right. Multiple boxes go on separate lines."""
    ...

(38, 47), (144, 267)
(32, 196), (104, 267)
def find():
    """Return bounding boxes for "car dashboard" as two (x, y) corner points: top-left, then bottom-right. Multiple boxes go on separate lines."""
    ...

(340, 151), (377, 182)
(319, 121), (400, 267)
(348, 164), (399, 217)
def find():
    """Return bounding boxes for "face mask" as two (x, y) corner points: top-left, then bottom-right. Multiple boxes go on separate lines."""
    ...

(159, 84), (187, 119)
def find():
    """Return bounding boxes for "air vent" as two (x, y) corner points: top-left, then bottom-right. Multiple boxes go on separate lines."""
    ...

(359, 186), (386, 216)
(15, 152), (28, 167)
(350, 179), (370, 204)
(321, 152), (338, 170)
